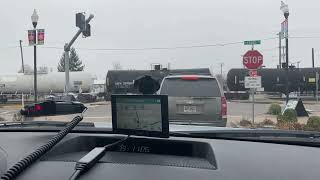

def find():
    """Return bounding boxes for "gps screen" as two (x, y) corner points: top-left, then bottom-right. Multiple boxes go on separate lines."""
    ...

(111, 95), (169, 138)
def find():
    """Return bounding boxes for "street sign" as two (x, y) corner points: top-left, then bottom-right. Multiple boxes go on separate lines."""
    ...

(249, 70), (258, 77)
(244, 40), (261, 45)
(243, 50), (263, 69)
(37, 29), (45, 45)
(28, 30), (36, 46)
(245, 76), (261, 88)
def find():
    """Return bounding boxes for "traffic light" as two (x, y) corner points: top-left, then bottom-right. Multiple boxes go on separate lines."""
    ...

(82, 23), (91, 37)
(76, 12), (91, 38)
(20, 100), (86, 117)
(76, 13), (86, 31)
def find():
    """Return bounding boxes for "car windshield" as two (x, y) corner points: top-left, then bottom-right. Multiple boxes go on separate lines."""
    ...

(1, 0), (320, 136)
(160, 78), (221, 97)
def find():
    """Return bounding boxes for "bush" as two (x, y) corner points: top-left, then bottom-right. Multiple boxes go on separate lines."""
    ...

(277, 109), (297, 123)
(239, 119), (252, 127)
(267, 103), (282, 115)
(277, 122), (304, 131)
(305, 116), (320, 131)
(261, 119), (275, 126)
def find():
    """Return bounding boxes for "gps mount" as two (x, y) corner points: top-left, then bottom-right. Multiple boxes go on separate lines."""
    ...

(134, 75), (160, 94)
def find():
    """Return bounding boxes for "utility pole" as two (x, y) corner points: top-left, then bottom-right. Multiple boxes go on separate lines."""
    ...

(317, 72), (319, 102)
(220, 63), (224, 77)
(19, 40), (24, 73)
(312, 48), (315, 68)
(278, 32), (282, 69)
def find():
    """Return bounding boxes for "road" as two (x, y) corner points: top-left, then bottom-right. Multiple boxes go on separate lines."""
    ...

(227, 101), (270, 119)
(2, 101), (320, 125)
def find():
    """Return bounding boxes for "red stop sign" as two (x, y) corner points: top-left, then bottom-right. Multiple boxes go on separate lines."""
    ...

(243, 50), (263, 69)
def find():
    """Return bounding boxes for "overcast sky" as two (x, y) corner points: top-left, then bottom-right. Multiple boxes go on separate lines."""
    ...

(1, 0), (320, 78)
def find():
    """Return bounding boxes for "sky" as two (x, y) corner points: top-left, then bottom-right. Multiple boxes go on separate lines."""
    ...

(1, 0), (320, 78)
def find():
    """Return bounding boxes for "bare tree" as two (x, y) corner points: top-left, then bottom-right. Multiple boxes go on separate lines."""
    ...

(112, 62), (122, 70)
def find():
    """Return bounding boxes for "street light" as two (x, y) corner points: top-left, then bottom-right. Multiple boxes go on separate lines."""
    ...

(31, 9), (38, 103)
(31, 9), (39, 28)
(280, 1), (289, 103)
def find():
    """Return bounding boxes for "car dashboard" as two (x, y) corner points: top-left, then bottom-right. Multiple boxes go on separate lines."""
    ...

(0, 131), (319, 180)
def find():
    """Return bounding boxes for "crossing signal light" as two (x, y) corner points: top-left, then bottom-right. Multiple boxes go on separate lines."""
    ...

(20, 101), (86, 117)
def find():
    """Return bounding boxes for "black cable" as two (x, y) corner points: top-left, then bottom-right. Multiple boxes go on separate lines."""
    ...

(1, 108), (88, 180)
(68, 136), (130, 180)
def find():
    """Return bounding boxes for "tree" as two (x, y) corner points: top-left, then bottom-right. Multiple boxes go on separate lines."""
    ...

(112, 62), (122, 70)
(57, 47), (85, 72)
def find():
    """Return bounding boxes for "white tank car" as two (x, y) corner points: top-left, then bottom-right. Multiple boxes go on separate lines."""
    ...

(0, 72), (93, 94)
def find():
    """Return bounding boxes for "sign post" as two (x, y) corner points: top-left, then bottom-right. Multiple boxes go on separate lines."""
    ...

(243, 47), (263, 124)
(245, 76), (262, 124)
(251, 88), (255, 123)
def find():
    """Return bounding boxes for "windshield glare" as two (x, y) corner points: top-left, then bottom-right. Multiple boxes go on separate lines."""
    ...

(1, 0), (320, 135)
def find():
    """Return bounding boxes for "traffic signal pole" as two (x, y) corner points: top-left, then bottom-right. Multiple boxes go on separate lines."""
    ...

(64, 14), (94, 93)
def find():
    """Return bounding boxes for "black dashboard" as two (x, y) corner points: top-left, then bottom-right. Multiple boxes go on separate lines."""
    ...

(0, 131), (319, 180)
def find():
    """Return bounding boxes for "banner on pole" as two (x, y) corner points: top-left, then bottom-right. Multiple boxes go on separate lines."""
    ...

(281, 19), (288, 39)
(28, 30), (36, 46)
(37, 29), (45, 45)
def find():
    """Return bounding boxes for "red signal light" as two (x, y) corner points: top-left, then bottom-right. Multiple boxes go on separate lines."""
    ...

(35, 104), (42, 111)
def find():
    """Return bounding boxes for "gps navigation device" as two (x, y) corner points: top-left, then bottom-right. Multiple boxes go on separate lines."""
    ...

(111, 95), (169, 138)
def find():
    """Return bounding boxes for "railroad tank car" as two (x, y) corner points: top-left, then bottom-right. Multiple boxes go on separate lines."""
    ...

(227, 68), (319, 94)
(0, 72), (93, 94)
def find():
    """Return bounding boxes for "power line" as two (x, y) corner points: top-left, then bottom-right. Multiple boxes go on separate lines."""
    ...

(0, 36), (279, 51)
(290, 36), (320, 39)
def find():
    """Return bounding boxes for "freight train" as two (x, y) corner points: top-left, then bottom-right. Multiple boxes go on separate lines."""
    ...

(227, 68), (320, 95)
(105, 68), (212, 100)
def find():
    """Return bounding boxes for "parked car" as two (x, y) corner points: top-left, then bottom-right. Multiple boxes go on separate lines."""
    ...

(159, 75), (227, 126)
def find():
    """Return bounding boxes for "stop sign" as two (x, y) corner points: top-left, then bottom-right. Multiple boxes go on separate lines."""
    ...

(243, 50), (263, 69)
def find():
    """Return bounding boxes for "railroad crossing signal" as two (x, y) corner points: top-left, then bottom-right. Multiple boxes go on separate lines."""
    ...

(249, 70), (258, 77)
